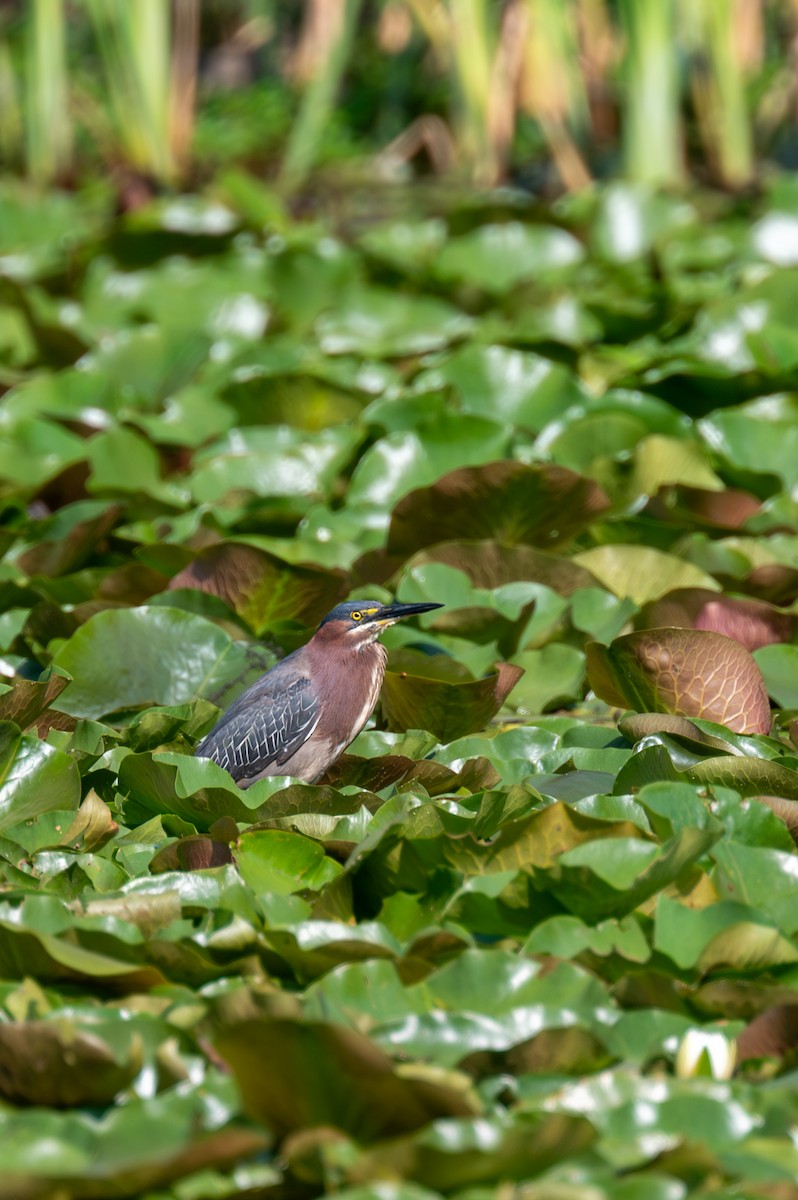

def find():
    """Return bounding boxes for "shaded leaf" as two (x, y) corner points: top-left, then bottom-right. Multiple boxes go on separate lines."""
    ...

(0, 671), (69, 731)
(215, 1016), (479, 1141)
(150, 835), (234, 873)
(168, 542), (347, 635)
(642, 588), (794, 652)
(388, 462), (610, 557)
(380, 652), (523, 741)
(737, 1005), (798, 1064)
(0, 1018), (142, 1107)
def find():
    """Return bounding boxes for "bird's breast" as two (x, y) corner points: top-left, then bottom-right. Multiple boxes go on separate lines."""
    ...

(315, 641), (387, 753)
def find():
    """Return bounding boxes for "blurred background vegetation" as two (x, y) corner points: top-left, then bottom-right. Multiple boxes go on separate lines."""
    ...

(5, 0), (798, 201)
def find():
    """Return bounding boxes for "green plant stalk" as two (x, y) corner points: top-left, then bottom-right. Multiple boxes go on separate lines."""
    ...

(448, 0), (497, 184)
(692, 0), (754, 187)
(520, 0), (591, 190)
(25, 0), (71, 183)
(619, 0), (683, 186)
(0, 38), (22, 164)
(522, 0), (588, 129)
(86, 0), (174, 182)
(280, 0), (364, 194)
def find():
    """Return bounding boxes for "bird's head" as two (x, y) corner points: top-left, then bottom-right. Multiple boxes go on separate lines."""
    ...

(317, 599), (443, 644)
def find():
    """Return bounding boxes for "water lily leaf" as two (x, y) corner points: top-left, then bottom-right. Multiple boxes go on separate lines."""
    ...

(711, 842), (798, 933)
(16, 501), (121, 578)
(60, 790), (118, 853)
(131, 384), (235, 446)
(542, 821), (719, 921)
(0, 414), (87, 494)
(346, 416), (511, 513)
(0, 900), (167, 989)
(119, 750), (309, 829)
(358, 218), (448, 274)
(215, 1016), (479, 1141)
(387, 462), (610, 557)
(236, 829), (341, 896)
(380, 651), (523, 741)
(449, 800), (643, 879)
(0, 723), (80, 833)
(190, 425), (360, 506)
(322, 753), (499, 796)
(86, 426), (182, 503)
(731, 563), (798, 606)
(0, 182), (101, 281)
(571, 587), (638, 645)
(395, 541), (599, 599)
(592, 185), (696, 263)
(434, 222), (584, 293)
(150, 835), (233, 873)
(656, 484), (762, 530)
(0, 1017), (143, 1107)
(586, 629), (772, 734)
(753, 643), (798, 709)
(700, 403), (798, 488)
(525, 913), (650, 962)
(506, 645), (585, 715)
(80, 325), (210, 400)
(315, 288), (473, 358)
(168, 542), (347, 635)
(425, 344), (586, 430)
(737, 1005), (798, 1064)
(573, 545), (719, 605)
(346, 1111), (594, 1193)
(689, 756), (798, 800)
(619, 712), (741, 758)
(0, 1072), (266, 1187)
(629, 435), (723, 495)
(654, 894), (798, 971)
(0, 671), (69, 731)
(51, 606), (276, 719)
(755, 794), (798, 843)
(642, 588), (794, 651)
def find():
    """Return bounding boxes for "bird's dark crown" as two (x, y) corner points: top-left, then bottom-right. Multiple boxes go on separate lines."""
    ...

(318, 599), (443, 629)
(320, 601), (385, 626)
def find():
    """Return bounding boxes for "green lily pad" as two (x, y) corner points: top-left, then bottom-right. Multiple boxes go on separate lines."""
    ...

(51, 606), (277, 720)
(434, 222), (584, 293)
(315, 288), (473, 358)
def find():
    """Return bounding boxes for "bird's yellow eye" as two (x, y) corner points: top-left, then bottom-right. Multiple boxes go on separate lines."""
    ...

(351, 610), (363, 621)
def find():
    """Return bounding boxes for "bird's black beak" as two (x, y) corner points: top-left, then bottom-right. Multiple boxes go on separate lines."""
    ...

(375, 601), (443, 624)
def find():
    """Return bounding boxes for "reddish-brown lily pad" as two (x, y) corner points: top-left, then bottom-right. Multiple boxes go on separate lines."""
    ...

(169, 541), (348, 634)
(0, 671), (69, 731)
(387, 462), (610, 557)
(641, 588), (795, 652)
(380, 650), (524, 742)
(648, 484), (761, 530)
(586, 628), (772, 734)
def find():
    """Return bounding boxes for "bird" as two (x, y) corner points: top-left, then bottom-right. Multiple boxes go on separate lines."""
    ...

(195, 599), (443, 787)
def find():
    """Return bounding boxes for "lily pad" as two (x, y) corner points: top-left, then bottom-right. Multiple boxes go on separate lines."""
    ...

(586, 629), (772, 734)
(51, 606), (277, 720)
(380, 651), (523, 742)
(387, 462), (610, 556)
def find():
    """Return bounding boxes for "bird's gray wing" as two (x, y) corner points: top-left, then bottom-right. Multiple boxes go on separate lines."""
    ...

(196, 671), (319, 782)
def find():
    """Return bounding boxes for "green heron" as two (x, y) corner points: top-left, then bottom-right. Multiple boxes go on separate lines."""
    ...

(196, 599), (442, 786)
